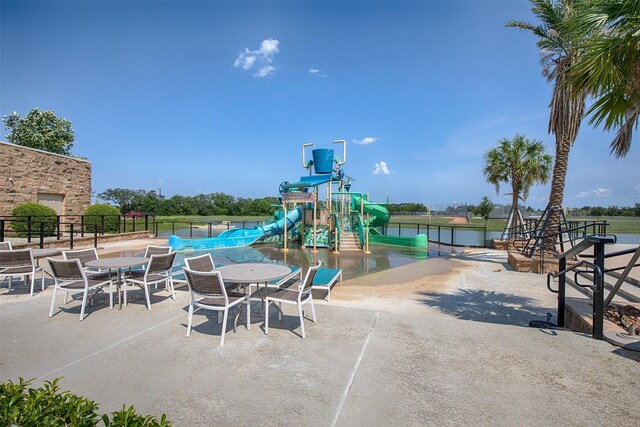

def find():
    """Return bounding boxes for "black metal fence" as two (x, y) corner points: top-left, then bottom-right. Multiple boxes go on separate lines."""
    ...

(379, 222), (490, 247)
(154, 220), (264, 239)
(0, 214), (155, 249)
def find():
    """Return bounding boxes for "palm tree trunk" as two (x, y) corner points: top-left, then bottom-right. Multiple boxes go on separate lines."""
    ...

(544, 137), (571, 250)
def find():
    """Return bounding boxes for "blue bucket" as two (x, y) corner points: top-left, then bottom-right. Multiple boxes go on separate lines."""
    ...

(312, 149), (334, 174)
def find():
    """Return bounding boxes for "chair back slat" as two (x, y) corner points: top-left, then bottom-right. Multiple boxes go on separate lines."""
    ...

(184, 269), (226, 297)
(63, 248), (98, 267)
(0, 249), (33, 267)
(0, 241), (12, 250)
(147, 252), (176, 274)
(302, 261), (322, 292)
(49, 258), (85, 281)
(184, 254), (215, 272)
(144, 245), (172, 257)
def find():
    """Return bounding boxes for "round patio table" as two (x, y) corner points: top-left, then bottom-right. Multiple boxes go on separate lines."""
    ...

(217, 263), (292, 319)
(216, 263), (292, 285)
(32, 248), (62, 259)
(86, 257), (149, 310)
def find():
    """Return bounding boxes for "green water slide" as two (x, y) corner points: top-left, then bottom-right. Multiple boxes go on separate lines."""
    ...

(351, 195), (427, 249)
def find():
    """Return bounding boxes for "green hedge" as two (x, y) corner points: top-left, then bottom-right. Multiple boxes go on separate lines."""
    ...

(0, 378), (170, 426)
(11, 202), (58, 237)
(83, 204), (121, 234)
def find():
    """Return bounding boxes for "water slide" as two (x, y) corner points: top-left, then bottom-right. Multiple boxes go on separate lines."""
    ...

(168, 207), (302, 250)
(352, 195), (428, 248)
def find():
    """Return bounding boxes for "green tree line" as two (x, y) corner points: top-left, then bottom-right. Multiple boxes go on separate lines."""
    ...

(97, 188), (279, 216)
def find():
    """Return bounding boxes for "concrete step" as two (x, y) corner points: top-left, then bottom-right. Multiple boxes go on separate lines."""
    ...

(567, 272), (640, 304)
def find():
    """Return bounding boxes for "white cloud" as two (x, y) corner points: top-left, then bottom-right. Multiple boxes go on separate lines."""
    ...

(234, 38), (280, 77)
(576, 188), (612, 198)
(632, 185), (640, 195)
(158, 179), (164, 184)
(353, 136), (378, 145)
(308, 68), (320, 74)
(373, 161), (391, 175)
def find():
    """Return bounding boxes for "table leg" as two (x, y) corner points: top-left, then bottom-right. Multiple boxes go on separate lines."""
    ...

(118, 268), (123, 310)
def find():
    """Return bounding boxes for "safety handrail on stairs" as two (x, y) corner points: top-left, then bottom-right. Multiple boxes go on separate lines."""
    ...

(544, 235), (615, 340)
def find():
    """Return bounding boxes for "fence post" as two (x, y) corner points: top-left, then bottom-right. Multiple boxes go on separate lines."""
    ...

(0, 219), (4, 242)
(57, 215), (61, 240)
(189, 223), (193, 238)
(417, 224), (420, 235)
(39, 222), (45, 248)
(27, 216), (33, 243)
(438, 226), (441, 243)
(208, 223), (212, 238)
(172, 222), (175, 235)
(483, 226), (487, 248)
(557, 256), (566, 328)
(398, 223), (401, 236)
(94, 225), (98, 248)
(133, 217), (136, 233)
(81, 215), (85, 237)
(101, 216), (105, 235)
(145, 215), (149, 231)
(451, 227), (454, 245)
(70, 224), (74, 249)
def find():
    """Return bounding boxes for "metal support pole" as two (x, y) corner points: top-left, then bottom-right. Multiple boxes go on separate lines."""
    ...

(81, 215), (85, 237)
(94, 225), (98, 248)
(283, 202), (288, 252)
(593, 241), (605, 340)
(70, 224), (74, 249)
(557, 256), (566, 328)
(39, 222), (45, 248)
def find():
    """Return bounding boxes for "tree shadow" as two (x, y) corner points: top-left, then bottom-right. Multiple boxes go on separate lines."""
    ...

(418, 288), (555, 327)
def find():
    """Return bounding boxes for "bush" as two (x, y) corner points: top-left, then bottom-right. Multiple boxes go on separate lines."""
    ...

(84, 204), (121, 234)
(11, 202), (58, 237)
(0, 378), (170, 426)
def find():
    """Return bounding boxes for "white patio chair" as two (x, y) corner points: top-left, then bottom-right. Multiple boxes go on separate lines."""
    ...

(183, 268), (251, 346)
(0, 249), (45, 296)
(123, 252), (177, 310)
(0, 241), (12, 250)
(63, 248), (103, 275)
(48, 258), (113, 320)
(264, 261), (321, 339)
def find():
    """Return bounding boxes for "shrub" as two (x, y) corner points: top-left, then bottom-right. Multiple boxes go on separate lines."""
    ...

(11, 202), (58, 237)
(0, 378), (171, 427)
(84, 204), (121, 234)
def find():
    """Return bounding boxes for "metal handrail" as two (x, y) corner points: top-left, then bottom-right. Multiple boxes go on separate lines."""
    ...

(547, 260), (603, 293)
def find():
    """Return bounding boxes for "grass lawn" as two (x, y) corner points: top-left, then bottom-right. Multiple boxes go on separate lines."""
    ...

(153, 215), (640, 234)
(388, 215), (640, 234)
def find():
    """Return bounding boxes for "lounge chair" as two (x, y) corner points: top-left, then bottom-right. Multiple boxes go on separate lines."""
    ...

(183, 268), (251, 346)
(48, 258), (113, 320)
(0, 249), (45, 296)
(264, 261), (321, 339)
(311, 268), (343, 301)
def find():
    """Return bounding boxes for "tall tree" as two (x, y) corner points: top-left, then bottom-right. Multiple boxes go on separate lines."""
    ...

(484, 134), (552, 237)
(508, 0), (588, 246)
(3, 109), (75, 155)
(569, 0), (640, 157)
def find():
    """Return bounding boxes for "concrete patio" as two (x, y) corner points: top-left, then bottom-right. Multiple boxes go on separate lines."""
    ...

(1, 244), (638, 426)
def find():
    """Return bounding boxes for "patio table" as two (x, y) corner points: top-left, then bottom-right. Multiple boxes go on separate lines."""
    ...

(86, 257), (149, 310)
(217, 263), (292, 318)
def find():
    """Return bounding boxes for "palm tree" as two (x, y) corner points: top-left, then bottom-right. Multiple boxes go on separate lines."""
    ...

(508, 0), (588, 248)
(569, 0), (640, 157)
(483, 135), (552, 239)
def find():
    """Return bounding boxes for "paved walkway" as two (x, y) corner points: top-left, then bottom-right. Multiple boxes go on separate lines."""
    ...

(1, 246), (638, 426)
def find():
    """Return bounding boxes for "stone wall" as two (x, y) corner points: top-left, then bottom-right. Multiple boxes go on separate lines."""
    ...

(0, 141), (91, 217)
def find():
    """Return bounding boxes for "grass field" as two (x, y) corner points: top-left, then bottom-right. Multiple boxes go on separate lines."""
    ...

(154, 215), (640, 234)
(388, 215), (640, 234)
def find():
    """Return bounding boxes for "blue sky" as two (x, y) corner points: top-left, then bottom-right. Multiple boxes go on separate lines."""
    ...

(2, 0), (638, 209)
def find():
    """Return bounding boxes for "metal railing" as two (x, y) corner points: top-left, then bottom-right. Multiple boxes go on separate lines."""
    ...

(379, 222), (488, 247)
(0, 214), (155, 248)
(154, 219), (264, 239)
(546, 235), (616, 339)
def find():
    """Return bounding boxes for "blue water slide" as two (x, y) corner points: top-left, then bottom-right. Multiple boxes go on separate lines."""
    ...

(168, 207), (302, 250)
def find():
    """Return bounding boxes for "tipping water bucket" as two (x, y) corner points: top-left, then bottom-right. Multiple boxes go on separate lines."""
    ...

(312, 149), (334, 174)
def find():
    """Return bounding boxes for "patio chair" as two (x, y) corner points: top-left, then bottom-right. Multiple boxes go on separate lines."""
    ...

(63, 248), (104, 275)
(47, 258), (113, 320)
(0, 249), (45, 296)
(184, 253), (243, 291)
(183, 268), (251, 346)
(123, 252), (177, 310)
(264, 261), (321, 339)
(0, 241), (12, 250)
(144, 245), (172, 257)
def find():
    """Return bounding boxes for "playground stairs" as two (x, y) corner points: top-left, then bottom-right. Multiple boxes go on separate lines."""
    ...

(339, 232), (362, 252)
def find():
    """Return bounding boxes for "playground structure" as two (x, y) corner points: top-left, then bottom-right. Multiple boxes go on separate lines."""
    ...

(168, 140), (428, 252)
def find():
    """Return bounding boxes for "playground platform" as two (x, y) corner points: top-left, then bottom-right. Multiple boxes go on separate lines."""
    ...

(1, 241), (638, 425)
